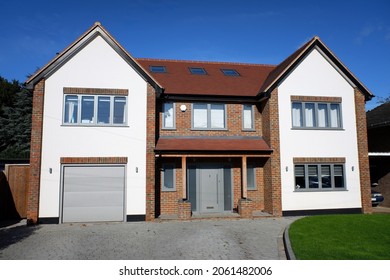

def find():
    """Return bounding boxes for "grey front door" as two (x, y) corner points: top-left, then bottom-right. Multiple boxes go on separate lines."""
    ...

(199, 166), (223, 213)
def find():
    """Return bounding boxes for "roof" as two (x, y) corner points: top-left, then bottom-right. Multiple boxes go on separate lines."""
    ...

(25, 22), (162, 91)
(137, 59), (275, 97)
(155, 137), (272, 153)
(367, 102), (390, 128)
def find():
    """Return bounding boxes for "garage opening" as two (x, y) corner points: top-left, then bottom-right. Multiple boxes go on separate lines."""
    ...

(61, 165), (125, 223)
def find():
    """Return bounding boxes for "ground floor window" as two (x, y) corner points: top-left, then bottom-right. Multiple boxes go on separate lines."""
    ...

(294, 163), (345, 191)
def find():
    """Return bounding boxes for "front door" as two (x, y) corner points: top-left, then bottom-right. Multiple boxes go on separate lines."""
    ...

(199, 166), (223, 213)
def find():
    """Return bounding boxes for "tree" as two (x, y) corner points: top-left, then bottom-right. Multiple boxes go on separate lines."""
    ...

(0, 76), (32, 159)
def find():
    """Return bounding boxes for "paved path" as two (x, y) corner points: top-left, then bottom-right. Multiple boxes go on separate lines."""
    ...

(0, 217), (298, 260)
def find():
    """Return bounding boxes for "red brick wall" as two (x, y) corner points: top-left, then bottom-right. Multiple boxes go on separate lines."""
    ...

(261, 89), (282, 216)
(354, 88), (372, 213)
(159, 101), (262, 137)
(27, 79), (45, 224)
(145, 84), (157, 221)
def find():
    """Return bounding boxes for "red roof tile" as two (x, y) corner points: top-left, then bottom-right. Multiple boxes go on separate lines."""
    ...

(137, 59), (275, 97)
(155, 137), (272, 152)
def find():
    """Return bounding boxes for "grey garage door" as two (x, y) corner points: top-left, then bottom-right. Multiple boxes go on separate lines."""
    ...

(62, 165), (125, 223)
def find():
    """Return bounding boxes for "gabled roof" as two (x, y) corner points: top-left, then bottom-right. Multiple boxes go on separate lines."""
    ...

(367, 102), (390, 128)
(260, 36), (374, 101)
(137, 59), (275, 97)
(25, 22), (163, 92)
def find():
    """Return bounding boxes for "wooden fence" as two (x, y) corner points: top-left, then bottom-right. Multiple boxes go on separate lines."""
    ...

(0, 164), (29, 219)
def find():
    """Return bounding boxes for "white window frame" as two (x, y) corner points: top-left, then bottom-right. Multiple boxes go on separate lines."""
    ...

(294, 163), (346, 191)
(191, 103), (227, 130)
(242, 104), (255, 130)
(162, 163), (176, 192)
(162, 102), (176, 129)
(63, 94), (128, 126)
(291, 101), (342, 129)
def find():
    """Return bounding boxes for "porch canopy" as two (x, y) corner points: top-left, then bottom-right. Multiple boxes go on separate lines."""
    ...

(155, 137), (272, 199)
(155, 136), (272, 155)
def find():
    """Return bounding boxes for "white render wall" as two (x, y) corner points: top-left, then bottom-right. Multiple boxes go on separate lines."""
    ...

(39, 35), (148, 218)
(278, 47), (362, 211)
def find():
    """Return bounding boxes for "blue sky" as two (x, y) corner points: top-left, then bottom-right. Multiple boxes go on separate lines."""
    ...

(0, 0), (389, 110)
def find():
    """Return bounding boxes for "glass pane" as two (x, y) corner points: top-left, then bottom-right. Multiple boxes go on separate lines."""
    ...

(193, 103), (208, 128)
(292, 102), (303, 127)
(113, 97), (126, 124)
(81, 96), (94, 123)
(321, 165), (331, 188)
(163, 103), (174, 128)
(97, 96), (110, 124)
(295, 165), (306, 189)
(330, 104), (341, 128)
(189, 67), (206, 75)
(163, 166), (174, 189)
(318, 103), (329, 127)
(308, 165), (319, 188)
(210, 104), (225, 128)
(243, 105), (253, 129)
(304, 103), (315, 127)
(64, 95), (78, 123)
(247, 166), (255, 190)
(334, 165), (344, 188)
(223, 167), (232, 211)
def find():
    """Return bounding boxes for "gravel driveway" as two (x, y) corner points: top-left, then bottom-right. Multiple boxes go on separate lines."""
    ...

(0, 217), (298, 260)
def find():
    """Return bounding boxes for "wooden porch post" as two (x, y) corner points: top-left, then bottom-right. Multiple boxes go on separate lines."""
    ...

(242, 156), (247, 199)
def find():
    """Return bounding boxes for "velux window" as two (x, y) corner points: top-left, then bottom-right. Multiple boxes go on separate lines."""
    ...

(292, 102), (342, 129)
(192, 103), (226, 129)
(64, 95), (127, 126)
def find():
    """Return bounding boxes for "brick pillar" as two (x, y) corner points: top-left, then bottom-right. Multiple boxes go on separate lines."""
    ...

(238, 198), (253, 218)
(177, 199), (191, 220)
(261, 88), (282, 216)
(27, 79), (45, 224)
(145, 84), (157, 221)
(354, 88), (372, 214)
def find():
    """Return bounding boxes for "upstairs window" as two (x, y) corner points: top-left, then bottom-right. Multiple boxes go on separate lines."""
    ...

(189, 67), (207, 75)
(64, 94), (127, 126)
(221, 69), (240, 76)
(150, 65), (167, 73)
(192, 103), (226, 130)
(162, 102), (175, 129)
(243, 104), (254, 130)
(292, 101), (342, 129)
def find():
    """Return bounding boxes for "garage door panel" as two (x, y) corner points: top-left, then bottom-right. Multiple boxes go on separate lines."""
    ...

(62, 206), (124, 223)
(62, 165), (125, 223)
(63, 191), (123, 207)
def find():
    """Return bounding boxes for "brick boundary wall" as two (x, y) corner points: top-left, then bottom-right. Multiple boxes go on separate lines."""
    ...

(27, 79), (45, 225)
(354, 88), (372, 214)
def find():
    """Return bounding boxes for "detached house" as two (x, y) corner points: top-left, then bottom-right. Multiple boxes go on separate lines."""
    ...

(25, 22), (373, 224)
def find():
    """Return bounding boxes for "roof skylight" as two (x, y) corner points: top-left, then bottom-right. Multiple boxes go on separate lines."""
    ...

(150, 65), (167, 73)
(189, 67), (207, 75)
(221, 69), (240, 76)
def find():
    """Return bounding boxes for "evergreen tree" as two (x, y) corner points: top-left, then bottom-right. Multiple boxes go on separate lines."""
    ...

(0, 76), (32, 159)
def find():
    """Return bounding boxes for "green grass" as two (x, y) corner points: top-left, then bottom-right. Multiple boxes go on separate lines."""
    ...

(288, 214), (390, 260)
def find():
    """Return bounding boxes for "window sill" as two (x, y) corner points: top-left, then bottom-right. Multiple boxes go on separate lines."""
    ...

(191, 128), (228, 131)
(291, 127), (344, 131)
(162, 127), (176, 130)
(294, 188), (348, 192)
(61, 124), (129, 128)
(242, 129), (256, 132)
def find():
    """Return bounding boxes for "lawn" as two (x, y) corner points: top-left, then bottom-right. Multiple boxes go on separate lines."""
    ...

(288, 214), (390, 260)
